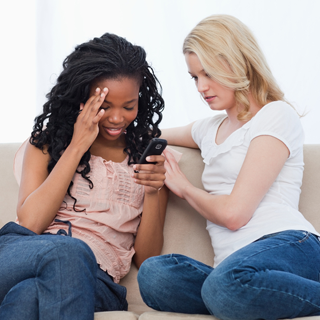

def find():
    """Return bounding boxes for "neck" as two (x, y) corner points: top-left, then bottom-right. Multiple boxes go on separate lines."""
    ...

(226, 92), (262, 125)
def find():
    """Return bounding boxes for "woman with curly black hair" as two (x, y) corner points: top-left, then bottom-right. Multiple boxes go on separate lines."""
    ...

(0, 33), (167, 319)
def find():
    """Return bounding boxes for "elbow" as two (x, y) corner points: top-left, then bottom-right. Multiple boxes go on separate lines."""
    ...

(18, 220), (42, 235)
(222, 207), (252, 231)
(17, 212), (43, 235)
(133, 254), (148, 270)
(224, 220), (243, 231)
(134, 257), (143, 269)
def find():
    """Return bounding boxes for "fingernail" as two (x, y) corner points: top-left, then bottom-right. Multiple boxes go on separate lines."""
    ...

(103, 87), (107, 92)
(96, 88), (99, 92)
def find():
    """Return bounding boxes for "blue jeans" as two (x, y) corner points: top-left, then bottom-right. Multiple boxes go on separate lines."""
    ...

(138, 230), (320, 320)
(0, 222), (127, 320)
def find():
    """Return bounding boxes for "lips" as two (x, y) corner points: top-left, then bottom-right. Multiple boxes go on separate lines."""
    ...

(103, 127), (123, 136)
(204, 96), (216, 102)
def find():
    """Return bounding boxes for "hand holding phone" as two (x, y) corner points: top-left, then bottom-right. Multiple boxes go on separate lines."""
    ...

(138, 138), (167, 164)
(135, 138), (167, 173)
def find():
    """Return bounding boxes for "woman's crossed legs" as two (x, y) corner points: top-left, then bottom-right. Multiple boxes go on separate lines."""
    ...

(138, 230), (320, 320)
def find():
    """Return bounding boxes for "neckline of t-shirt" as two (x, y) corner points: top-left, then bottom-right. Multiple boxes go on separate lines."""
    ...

(213, 100), (282, 146)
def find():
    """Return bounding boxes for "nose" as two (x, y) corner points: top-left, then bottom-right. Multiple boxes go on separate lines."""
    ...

(197, 77), (209, 93)
(107, 110), (124, 124)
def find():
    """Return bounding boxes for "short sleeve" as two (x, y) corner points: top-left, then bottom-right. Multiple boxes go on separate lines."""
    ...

(249, 101), (304, 158)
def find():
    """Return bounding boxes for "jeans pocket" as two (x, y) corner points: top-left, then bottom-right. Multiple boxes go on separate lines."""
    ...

(297, 231), (310, 243)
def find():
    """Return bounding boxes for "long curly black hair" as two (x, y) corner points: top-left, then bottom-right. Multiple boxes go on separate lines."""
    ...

(30, 33), (164, 207)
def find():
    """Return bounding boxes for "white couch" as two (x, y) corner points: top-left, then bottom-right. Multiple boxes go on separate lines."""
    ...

(1, 143), (320, 320)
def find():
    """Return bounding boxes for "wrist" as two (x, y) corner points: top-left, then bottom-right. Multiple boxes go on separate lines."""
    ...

(66, 141), (87, 159)
(144, 187), (160, 196)
(180, 181), (194, 199)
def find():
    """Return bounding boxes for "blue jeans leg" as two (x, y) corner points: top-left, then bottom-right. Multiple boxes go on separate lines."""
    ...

(138, 254), (213, 314)
(0, 279), (39, 320)
(0, 222), (97, 320)
(202, 230), (320, 320)
(95, 268), (128, 312)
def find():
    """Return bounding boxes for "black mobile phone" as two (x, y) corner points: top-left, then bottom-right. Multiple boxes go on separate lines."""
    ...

(138, 138), (167, 165)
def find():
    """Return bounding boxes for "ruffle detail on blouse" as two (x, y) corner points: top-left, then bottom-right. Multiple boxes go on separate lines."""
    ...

(202, 121), (251, 165)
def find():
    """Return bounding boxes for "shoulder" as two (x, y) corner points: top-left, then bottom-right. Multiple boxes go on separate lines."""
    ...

(249, 101), (304, 157)
(14, 139), (50, 185)
(253, 101), (299, 123)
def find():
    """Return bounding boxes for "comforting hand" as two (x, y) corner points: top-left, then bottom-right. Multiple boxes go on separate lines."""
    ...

(70, 87), (107, 154)
(162, 149), (192, 199)
(132, 155), (166, 193)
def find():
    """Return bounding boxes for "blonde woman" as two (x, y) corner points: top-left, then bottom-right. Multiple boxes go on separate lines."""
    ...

(138, 15), (320, 320)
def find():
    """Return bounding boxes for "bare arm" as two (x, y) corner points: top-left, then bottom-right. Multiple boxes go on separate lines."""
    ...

(163, 135), (289, 230)
(132, 155), (168, 268)
(161, 122), (198, 148)
(17, 88), (107, 234)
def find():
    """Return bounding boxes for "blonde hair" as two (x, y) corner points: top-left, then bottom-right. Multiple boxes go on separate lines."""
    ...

(183, 14), (286, 121)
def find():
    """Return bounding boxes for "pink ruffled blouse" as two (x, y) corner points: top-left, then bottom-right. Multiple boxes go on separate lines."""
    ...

(14, 141), (144, 283)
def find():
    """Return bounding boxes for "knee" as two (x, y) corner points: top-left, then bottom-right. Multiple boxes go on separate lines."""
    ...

(201, 270), (234, 319)
(39, 237), (97, 277)
(138, 255), (173, 298)
(55, 237), (95, 263)
(138, 256), (163, 295)
(201, 269), (251, 320)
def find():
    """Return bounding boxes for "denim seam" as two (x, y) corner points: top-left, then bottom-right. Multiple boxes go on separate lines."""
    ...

(35, 242), (63, 320)
(232, 276), (320, 311)
(239, 231), (311, 265)
(172, 256), (211, 277)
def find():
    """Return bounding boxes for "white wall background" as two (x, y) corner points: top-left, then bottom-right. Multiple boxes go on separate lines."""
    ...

(1, 0), (319, 143)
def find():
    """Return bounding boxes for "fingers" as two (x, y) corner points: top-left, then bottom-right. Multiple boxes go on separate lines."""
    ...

(133, 172), (166, 191)
(71, 87), (108, 152)
(92, 109), (105, 124)
(80, 87), (108, 121)
(132, 155), (166, 191)
(133, 155), (165, 173)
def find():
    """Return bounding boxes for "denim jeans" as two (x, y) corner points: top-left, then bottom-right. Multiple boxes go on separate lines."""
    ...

(0, 222), (127, 320)
(138, 230), (320, 320)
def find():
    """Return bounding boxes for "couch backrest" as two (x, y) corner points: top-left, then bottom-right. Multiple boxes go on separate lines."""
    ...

(0, 143), (20, 227)
(299, 145), (320, 231)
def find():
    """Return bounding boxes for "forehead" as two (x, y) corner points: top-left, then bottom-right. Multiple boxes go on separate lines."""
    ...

(90, 77), (140, 100)
(184, 52), (203, 72)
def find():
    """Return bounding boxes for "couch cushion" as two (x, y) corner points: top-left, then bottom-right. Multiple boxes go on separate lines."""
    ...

(139, 311), (218, 319)
(138, 312), (320, 320)
(94, 311), (138, 319)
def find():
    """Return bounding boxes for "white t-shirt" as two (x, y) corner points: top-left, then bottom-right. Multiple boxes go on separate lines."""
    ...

(191, 101), (318, 267)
